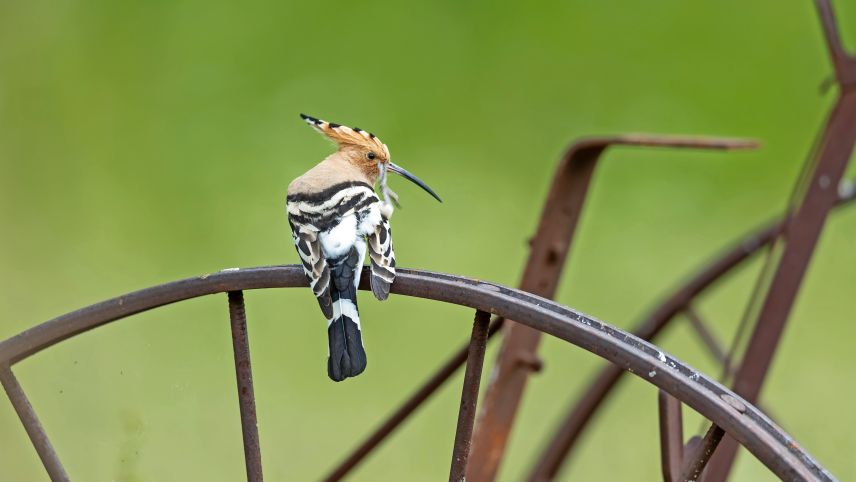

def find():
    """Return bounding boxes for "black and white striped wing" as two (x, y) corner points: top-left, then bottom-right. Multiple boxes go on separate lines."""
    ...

(291, 227), (333, 319)
(367, 216), (396, 301)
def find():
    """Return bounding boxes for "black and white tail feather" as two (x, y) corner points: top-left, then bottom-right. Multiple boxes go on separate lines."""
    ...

(326, 245), (366, 381)
(287, 183), (396, 382)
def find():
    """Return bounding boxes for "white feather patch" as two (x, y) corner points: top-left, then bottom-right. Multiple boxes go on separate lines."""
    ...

(358, 203), (383, 235)
(333, 299), (361, 329)
(354, 239), (367, 289)
(319, 214), (358, 258)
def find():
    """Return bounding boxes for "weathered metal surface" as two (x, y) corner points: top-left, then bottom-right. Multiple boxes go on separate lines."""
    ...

(658, 391), (684, 482)
(527, 217), (782, 482)
(706, 1), (856, 478)
(466, 135), (758, 482)
(527, 185), (856, 482)
(0, 366), (70, 482)
(449, 311), (491, 482)
(227, 291), (263, 482)
(682, 423), (725, 482)
(0, 266), (835, 481)
(817, 0), (856, 89)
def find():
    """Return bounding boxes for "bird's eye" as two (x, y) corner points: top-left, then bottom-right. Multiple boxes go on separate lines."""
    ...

(366, 152), (376, 160)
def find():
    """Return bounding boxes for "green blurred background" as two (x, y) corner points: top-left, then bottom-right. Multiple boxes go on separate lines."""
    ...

(1, 1), (855, 480)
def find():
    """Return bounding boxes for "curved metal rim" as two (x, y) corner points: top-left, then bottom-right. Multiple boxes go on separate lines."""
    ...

(0, 266), (834, 481)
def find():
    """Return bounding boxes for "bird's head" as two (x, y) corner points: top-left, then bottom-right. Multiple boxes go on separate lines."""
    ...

(300, 113), (442, 205)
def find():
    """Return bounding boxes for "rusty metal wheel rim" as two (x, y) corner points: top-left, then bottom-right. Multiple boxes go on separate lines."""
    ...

(0, 265), (834, 481)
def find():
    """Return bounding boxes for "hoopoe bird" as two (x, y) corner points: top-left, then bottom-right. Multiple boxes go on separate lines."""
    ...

(287, 114), (442, 382)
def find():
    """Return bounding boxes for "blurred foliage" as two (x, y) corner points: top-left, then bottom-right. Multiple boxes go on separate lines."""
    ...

(1, 1), (855, 481)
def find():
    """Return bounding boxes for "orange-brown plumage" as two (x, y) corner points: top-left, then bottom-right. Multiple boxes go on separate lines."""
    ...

(299, 114), (390, 181)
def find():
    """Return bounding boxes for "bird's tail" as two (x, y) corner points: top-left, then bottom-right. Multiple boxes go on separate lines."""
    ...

(327, 253), (367, 382)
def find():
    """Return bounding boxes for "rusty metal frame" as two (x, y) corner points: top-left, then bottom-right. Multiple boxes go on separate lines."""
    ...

(0, 266), (837, 481)
(705, 1), (856, 478)
(325, 134), (756, 482)
(527, 185), (856, 482)
(480, 2), (856, 480)
(316, 133), (757, 482)
(2, 3), (852, 481)
(465, 135), (757, 481)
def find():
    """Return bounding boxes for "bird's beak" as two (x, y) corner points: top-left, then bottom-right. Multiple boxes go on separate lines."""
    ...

(387, 162), (443, 203)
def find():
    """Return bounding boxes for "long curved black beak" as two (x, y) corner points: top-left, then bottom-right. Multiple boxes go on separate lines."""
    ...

(388, 162), (443, 203)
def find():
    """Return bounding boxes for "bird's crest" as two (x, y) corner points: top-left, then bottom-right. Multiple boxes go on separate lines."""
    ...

(300, 113), (390, 160)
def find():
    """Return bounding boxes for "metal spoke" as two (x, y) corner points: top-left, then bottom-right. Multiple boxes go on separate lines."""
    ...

(681, 423), (725, 482)
(228, 291), (263, 482)
(683, 307), (731, 375)
(0, 365), (69, 482)
(817, 0), (856, 86)
(658, 391), (684, 482)
(449, 310), (490, 482)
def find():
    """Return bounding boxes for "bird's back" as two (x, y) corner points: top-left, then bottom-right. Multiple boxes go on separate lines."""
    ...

(287, 157), (369, 199)
(286, 157), (386, 381)
(287, 158), (381, 245)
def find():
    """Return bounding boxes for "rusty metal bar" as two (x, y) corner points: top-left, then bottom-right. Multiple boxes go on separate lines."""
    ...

(527, 213), (781, 482)
(681, 423), (726, 482)
(526, 184), (856, 482)
(468, 135), (757, 482)
(528, 182), (856, 482)
(0, 265), (834, 480)
(658, 391), (684, 482)
(0, 365), (70, 482)
(324, 317), (504, 482)
(817, 0), (856, 88)
(684, 436), (702, 468)
(706, 1), (856, 478)
(450, 310), (491, 482)
(684, 306), (730, 371)
(227, 291), (263, 482)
